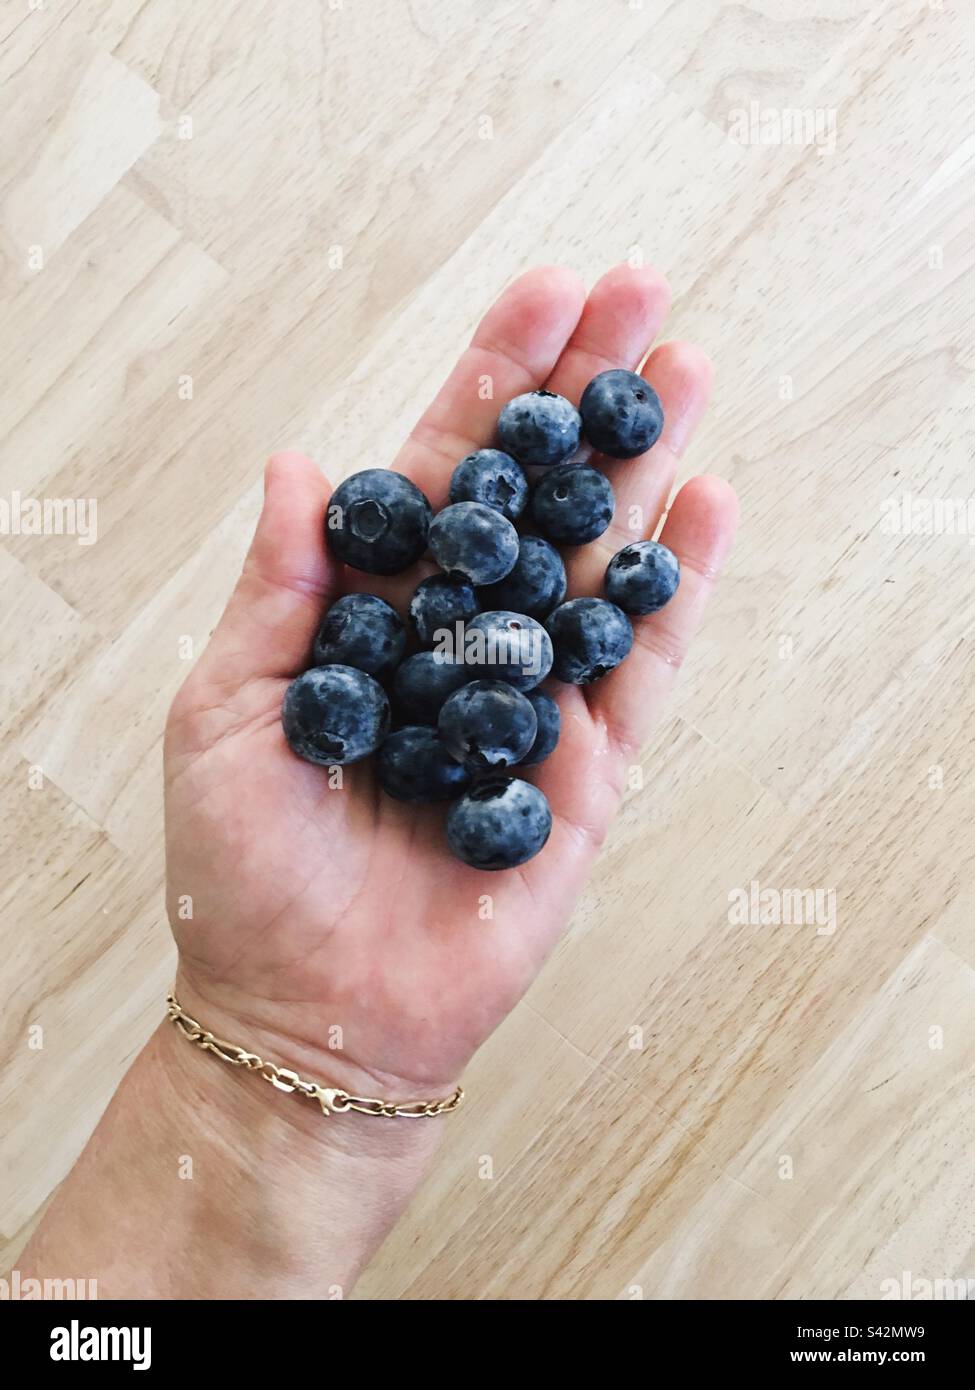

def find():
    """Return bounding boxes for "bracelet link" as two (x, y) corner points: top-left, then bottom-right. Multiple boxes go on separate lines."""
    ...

(313, 1087), (345, 1115)
(265, 1066), (302, 1093)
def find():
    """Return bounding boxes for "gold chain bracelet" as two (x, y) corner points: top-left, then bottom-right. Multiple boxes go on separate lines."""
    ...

(166, 993), (464, 1119)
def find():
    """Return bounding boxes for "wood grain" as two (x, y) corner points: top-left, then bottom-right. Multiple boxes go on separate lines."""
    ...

(2, 0), (973, 1300)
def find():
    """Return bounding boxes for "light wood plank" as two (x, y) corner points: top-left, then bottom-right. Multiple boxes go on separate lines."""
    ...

(2, 0), (973, 1300)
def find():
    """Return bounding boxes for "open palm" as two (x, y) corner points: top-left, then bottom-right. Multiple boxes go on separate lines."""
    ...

(164, 264), (738, 1105)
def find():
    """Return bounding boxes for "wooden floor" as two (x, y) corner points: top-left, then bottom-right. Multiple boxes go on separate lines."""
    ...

(2, 1), (974, 1300)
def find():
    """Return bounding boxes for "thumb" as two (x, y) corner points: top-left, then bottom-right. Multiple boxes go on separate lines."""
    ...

(193, 452), (339, 692)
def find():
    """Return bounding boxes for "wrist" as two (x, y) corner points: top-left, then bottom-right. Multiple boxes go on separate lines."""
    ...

(158, 989), (450, 1162)
(149, 1010), (443, 1296)
(22, 1006), (443, 1300)
(168, 970), (463, 1124)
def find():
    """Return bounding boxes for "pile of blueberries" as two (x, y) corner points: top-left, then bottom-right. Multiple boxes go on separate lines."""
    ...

(282, 369), (680, 871)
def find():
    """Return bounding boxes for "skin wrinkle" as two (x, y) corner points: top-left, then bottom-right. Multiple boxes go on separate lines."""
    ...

(628, 619), (690, 669)
(215, 918), (467, 1098)
(167, 670), (286, 743)
(174, 749), (361, 987)
(478, 332), (567, 383)
(595, 705), (646, 762)
(243, 562), (333, 604)
(554, 342), (633, 387)
(178, 894), (429, 1100)
(406, 419), (483, 475)
(164, 699), (282, 797)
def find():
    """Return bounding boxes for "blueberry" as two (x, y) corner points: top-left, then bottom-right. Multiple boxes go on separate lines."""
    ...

(326, 469), (432, 575)
(409, 574), (479, 647)
(428, 502), (519, 586)
(521, 690), (561, 766)
(393, 650), (471, 724)
(282, 665), (390, 765)
(579, 369), (664, 459)
(449, 448), (528, 522)
(545, 597), (633, 684)
(464, 610), (553, 691)
(445, 776), (553, 870)
(438, 680), (537, 770)
(531, 463), (615, 545)
(604, 540), (680, 615)
(477, 536), (566, 621)
(497, 390), (581, 467)
(377, 726), (472, 802)
(312, 593), (405, 680)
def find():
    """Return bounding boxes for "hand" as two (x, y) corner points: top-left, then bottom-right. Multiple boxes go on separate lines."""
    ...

(19, 265), (738, 1300)
(164, 264), (738, 1108)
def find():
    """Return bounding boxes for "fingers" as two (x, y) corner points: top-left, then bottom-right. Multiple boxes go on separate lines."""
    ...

(186, 453), (338, 694)
(393, 265), (587, 507)
(563, 341), (714, 597)
(345, 265), (673, 616)
(542, 262), (671, 403)
(587, 473), (739, 753)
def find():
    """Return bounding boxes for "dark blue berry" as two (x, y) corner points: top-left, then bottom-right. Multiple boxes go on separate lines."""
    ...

(312, 593), (405, 680)
(497, 390), (581, 467)
(445, 777), (552, 870)
(282, 665), (390, 765)
(464, 610), (553, 691)
(579, 369), (664, 459)
(477, 536), (566, 621)
(531, 463), (615, 545)
(521, 690), (561, 766)
(438, 680), (537, 770)
(428, 502), (519, 586)
(393, 650), (471, 724)
(604, 540), (680, 615)
(377, 726), (472, 802)
(545, 598), (633, 684)
(326, 469), (432, 575)
(449, 448), (528, 522)
(409, 574), (479, 647)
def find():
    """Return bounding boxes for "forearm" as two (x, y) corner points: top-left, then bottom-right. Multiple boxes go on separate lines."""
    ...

(18, 1018), (442, 1299)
